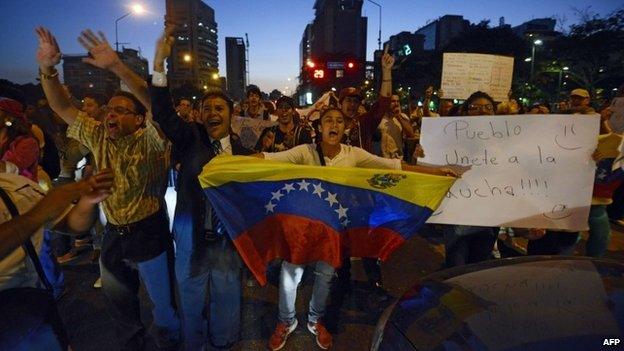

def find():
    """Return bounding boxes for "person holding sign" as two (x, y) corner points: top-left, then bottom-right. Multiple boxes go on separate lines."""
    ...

(438, 91), (500, 267)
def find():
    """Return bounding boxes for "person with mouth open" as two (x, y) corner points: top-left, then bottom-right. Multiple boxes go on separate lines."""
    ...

(256, 107), (469, 351)
(35, 27), (180, 350)
(150, 25), (254, 351)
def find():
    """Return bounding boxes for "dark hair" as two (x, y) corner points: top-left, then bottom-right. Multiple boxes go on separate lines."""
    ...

(319, 107), (346, 120)
(0, 86), (26, 107)
(176, 97), (192, 106)
(461, 91), (495, 115)
(201, 91), (234, 115)
(246, 85), (262, 98)
(83, 93), (107, 107)
(111, 91), (147, 116)
(276, 96), (295, 109)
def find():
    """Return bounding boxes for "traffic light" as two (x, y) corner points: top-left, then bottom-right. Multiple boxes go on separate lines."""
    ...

(346, 61), (355, 69)
(313, 69), (325, 79)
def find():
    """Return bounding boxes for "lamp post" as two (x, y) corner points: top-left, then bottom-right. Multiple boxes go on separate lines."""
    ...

(115, 4), (144, 52)
(530, 39), (542, 79)
(366, 0), (382, 51)
(558, 66), (569, 99)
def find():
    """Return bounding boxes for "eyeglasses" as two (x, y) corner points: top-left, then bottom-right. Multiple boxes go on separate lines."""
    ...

(104, 105), (136, 116)
(468, 104), (494, 112)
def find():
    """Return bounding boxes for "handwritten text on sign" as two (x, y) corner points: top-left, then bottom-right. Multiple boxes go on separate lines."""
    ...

(420, 115), (600, 230)
(441, 53), (514, 102)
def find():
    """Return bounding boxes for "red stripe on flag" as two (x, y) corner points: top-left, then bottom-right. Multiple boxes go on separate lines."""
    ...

(232, 214), (343, 286)
(344, 227), (406, 261)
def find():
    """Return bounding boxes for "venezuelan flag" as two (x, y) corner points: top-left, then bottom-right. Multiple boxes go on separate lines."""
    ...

(198, 155), (456, 285)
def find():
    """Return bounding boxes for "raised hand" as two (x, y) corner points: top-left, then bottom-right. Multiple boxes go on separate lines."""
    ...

(381, 44), (395, 72)
(261, 131), (275, 151)
(78, 29), (122, 70)
(78, 169), (114, 204)
(155, 24), (176, 65)
(35, 27), (62, 67)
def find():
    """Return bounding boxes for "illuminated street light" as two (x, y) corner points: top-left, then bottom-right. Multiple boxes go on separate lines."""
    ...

(183, 54), (192, 62)
(212, 72), (219, 80)
(115, 4), (146, 52)
(530, 39), (543, 79)
(563, 66), (569, 71)
(203, 85), (208, 90)
(524, 57), (532, 62)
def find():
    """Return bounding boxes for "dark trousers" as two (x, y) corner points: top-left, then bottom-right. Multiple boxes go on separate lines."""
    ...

(608, 182), (624, 220)
(175, 237), (242, 350)
(527, 230), (579, 256)
(443, 226), (497, 268)
(336, 257), (382, 288)
(101, 211), (179, 351)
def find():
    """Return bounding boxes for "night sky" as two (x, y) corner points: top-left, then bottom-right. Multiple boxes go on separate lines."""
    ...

(0, 0), (620, 93)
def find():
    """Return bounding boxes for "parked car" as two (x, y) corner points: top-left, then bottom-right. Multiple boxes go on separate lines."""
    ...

(371, 256), (624, 351)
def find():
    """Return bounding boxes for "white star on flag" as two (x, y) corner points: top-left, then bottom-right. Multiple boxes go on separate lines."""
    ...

(297, 179), (310, 192)
(271, 190), (284, 201)
(335, 205), (349, 219)
(341, 218), (351, 227)
(324, 192), (338, 207)
(312, 183), (325, 198)
(282, 183), (295, 194)
(265, 202), (276, 213)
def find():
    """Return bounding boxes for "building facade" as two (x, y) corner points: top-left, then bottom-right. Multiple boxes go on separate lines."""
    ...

(225, 37), (247, 100)
(415, 15), (469, 51)
(166, 0), (219, 90)
(62, 48), (148, 98)
(297, 0), (367, 104)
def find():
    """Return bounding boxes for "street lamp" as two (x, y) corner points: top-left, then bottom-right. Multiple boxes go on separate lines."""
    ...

(115, 4), (144, 52)
(556, 66), (570, 99)
(212, 72), (219, 80)
(183, 54), (192, 62)
(366, 0), (382, 51)
(530, 39), (543, 79)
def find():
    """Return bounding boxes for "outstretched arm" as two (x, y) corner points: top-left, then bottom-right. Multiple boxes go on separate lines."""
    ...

(0, 170), (113, 260)
(78, 29), (150, 111)
(36, 27), (80, 125)
(401, 161), (470, 178)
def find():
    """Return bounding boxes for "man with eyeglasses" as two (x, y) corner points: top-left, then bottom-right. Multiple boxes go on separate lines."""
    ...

(256, 96), (312, 152)
(35, 27), (180, 350)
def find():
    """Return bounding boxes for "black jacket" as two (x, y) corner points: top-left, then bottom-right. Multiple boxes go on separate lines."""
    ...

(150, 86), (253, 252)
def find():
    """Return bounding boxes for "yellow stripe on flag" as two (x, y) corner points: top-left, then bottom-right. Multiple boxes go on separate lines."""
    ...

(198, 155), (455, 211)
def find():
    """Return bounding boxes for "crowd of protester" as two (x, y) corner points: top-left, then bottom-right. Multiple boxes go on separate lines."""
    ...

(0, 23), (620, 351)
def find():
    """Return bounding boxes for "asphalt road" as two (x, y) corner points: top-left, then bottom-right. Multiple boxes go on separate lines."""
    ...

(57, 227), (623, 351)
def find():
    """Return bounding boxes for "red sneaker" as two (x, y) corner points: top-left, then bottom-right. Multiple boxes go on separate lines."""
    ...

(268, 319), (298, 351)
(307, 321), (332, 349)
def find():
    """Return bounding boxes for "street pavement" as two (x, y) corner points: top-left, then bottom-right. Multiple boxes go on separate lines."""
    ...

(57, 227), (623, 351)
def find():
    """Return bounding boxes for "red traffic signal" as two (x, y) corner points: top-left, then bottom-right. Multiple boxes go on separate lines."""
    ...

(346, 61), (355, 69)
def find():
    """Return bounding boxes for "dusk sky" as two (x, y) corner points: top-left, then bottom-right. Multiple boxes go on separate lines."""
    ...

(0, 0), (621, 93)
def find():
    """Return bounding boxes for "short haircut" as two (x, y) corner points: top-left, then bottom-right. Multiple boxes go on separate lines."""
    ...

(201, 91), (234, 115)
(461, 91), (495, 115)
(246, 85), (262, 98)
(176, 97), (192, 106)
(83, 92), (107, 107)
(320, 107), (346, 121)
(111, 91), (147, 116)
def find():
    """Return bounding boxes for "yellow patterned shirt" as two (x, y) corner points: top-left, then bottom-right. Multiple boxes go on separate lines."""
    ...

(67, 112), (169, 225)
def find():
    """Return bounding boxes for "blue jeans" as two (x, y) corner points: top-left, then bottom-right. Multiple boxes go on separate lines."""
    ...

(101, 244), (179, 350)
(587, 205), (611, 257)
(175, 238), (242, 350)
(40, 229), (65, 299)
(279, 261), (335, 325)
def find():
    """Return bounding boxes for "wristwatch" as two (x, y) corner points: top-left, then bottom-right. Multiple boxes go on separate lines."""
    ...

(38, 68), (59, 80)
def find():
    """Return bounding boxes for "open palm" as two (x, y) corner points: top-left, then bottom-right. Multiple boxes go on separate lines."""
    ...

(35, 27), (61, 67)
(78, 29), (121, 69)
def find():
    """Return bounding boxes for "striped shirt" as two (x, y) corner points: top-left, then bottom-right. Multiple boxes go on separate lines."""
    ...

(67, 112), (169, 225)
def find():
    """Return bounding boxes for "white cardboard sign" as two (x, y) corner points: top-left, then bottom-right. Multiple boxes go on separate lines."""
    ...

(441, 53), (514, 102)
(420, 114), (599, 230)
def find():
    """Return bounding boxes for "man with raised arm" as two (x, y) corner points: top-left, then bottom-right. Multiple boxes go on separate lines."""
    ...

(35, 27), (179, 350)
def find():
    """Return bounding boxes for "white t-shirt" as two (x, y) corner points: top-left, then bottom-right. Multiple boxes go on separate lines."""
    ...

(378, 114), (410, 159)
(263, 143), (402, 169)
(0, 174), (47, 291)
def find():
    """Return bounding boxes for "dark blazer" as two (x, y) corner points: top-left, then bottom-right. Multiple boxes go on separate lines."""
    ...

(150, 86), (253, 252)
